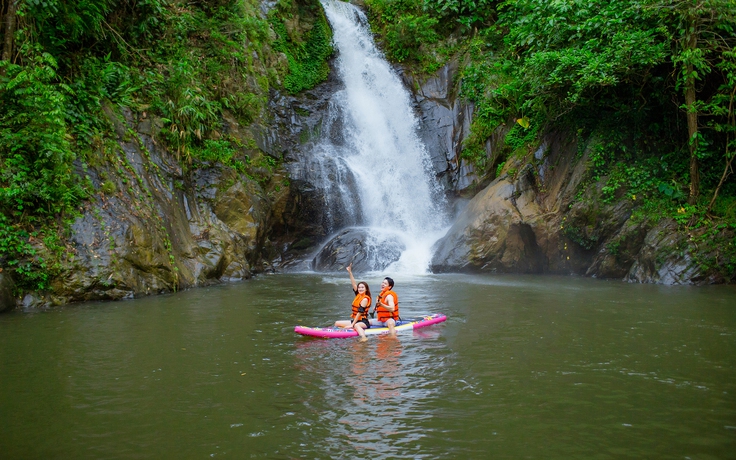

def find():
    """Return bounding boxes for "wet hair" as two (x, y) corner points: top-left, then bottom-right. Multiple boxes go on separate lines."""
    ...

(384, 277), (394, 288)
(358, 281), (372, 298)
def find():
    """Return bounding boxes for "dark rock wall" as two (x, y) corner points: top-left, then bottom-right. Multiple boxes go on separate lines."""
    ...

(254, 59), (347, 265)
(0, 272), (14, 313)
(402, 62), (476, 192)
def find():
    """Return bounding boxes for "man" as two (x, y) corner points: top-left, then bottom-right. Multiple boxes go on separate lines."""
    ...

(373, 277), (399, 336)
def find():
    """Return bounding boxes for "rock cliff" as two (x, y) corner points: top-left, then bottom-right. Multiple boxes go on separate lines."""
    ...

(9, 0), (341, 309)
(402, 60), (731, 285)
(426, 127), (730, 284)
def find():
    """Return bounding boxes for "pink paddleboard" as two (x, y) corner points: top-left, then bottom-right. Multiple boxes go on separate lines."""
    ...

(294, 313), (447, 338)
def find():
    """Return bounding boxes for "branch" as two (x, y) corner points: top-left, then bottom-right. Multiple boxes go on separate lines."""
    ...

(101, 19), (149, 64)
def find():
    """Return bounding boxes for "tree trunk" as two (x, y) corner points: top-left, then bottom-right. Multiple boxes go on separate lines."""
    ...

(685, 16), (700, 204)
(2, 0), (17, 62)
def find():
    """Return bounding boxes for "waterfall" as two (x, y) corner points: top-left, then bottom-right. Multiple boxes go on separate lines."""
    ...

(308, 0), (449, 274)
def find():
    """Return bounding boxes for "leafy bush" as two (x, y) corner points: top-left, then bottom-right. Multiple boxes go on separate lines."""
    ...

(0, 50), (85, 219)
(384, 14), (439, 62)
(0, 49), (87, 290)
(424, 0), (498, 30)
(270, 2), (334, 94)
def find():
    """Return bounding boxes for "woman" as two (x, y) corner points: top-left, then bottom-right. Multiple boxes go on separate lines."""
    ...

(334, 264), (372, 341)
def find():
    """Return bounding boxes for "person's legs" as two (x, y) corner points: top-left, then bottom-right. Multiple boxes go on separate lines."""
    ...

(386, 318), (396, 336)
(354, 322), (368, 342)
(334, 320), (352, 328)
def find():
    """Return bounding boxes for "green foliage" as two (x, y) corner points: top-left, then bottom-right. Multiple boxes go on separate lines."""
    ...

(0, 48), (89, 289)
(157, 60), (224, 157)
(504, 122), (537, 151)
(364, 0), (442, 65)
(0, 50), (86, 219)
(384, 14), (440, 62)
(192, 139), (249, 172)
(270, 0), (334, 94)
(19, 0), (169, 62)
(0, 0), (287, 290)
(423, 0), (497, 30)
(563, 224), (599, 251)
(66, 56), (137, 147)
(495, 161), (505, 177)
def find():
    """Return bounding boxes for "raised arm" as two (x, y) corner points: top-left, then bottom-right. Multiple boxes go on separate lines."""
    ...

(346, 263), (358, 292)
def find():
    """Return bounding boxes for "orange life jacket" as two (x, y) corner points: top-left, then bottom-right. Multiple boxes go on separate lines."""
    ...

(376, 289), (399, 322)
(351, 293), (371, 319)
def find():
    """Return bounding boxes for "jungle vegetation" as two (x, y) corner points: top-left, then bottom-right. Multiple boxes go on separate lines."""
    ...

(1, 0), (735, 289)
(0, 0), (332, 290)
(364, 0), (736, 279)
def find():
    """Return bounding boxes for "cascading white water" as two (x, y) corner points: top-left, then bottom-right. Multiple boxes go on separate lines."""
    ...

(311, 0), (449, 273)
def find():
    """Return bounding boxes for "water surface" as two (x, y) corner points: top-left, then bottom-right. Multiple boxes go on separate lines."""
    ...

(1, 273), (735, 459)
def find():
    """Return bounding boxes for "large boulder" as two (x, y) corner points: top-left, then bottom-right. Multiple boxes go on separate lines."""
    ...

(431, 168), (549, 273)
(312, 228), (404, 272)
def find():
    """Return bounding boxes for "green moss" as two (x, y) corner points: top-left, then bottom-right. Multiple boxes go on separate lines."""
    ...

(269, 0), (334, 94)
(101, 180), (117, 195)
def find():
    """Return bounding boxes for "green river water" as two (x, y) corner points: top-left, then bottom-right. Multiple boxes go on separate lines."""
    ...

(1, 273), (735, 459)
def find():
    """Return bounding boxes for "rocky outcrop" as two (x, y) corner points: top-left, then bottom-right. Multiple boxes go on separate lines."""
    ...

(431, 173), (551, 273)
(428, 130), (731, 284)
(432, 136), (577, 274)
(35, 106), (272, 306)
(402, 62), (477, 191)
(254, 62), (347, 258)
(626, 219), (726, 284)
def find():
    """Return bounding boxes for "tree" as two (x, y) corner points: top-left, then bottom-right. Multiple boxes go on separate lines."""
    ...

(664, 0), (736, 204)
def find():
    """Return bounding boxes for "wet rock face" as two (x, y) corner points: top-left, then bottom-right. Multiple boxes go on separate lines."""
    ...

(254, 60), (346, 246)
(312, 228), (404, 272)
(426, 129), (724, 284)
(402, 62), (476, 191)
(430, 171), (550, 274)
(45, 105), (268, 305)
(625, 219), (729, 285)
(0, 273), (15, 312)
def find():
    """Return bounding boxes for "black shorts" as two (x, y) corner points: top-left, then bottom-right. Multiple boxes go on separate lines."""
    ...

(360, 318), (371, 329)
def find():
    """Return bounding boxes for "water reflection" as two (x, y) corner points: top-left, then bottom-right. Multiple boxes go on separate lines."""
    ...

(295, 335), (443, 457)
(1, 274), (735, 459)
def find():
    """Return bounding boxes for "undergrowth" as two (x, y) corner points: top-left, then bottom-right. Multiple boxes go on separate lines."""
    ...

(0, 0), (330, 292)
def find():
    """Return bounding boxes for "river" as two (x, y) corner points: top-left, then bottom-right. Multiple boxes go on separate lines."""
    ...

(1, 273), (734, 459)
